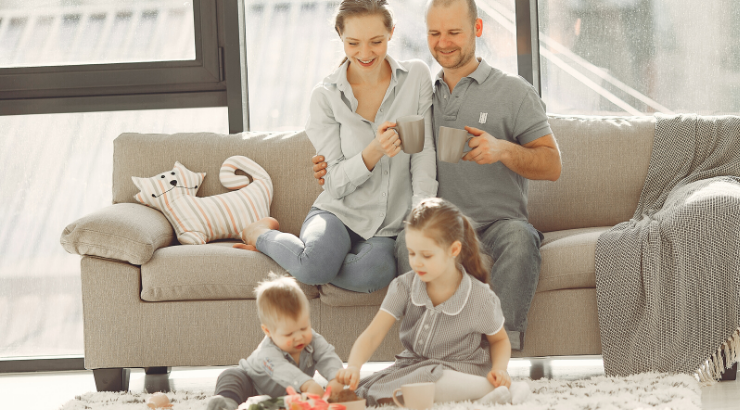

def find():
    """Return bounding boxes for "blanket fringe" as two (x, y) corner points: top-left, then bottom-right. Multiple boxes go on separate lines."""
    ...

(695, 327), (740, 386)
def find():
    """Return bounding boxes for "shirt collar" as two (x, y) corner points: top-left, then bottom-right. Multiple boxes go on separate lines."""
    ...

(265, 334), (314, 362)
(434, 57), (491, 87)
(324, 54), (409, 91)
(410, 268), (472, 316)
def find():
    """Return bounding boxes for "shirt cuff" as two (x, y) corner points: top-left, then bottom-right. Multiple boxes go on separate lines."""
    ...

(280, 373), (314, 392)
(342, 151), (373, 188)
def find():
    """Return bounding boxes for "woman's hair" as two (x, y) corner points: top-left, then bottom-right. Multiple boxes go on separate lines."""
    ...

(254, 272), (309, 330)
(334, 0), (395, 65)
(406, 197), (491, 284)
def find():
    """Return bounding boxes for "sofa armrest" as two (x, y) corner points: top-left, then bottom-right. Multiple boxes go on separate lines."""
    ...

(61, 203), (175, 265)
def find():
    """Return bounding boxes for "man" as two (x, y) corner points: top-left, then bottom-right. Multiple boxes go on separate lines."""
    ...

(312, 0), (561, 350)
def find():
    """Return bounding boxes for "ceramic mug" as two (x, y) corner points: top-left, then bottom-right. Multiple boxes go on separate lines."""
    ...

(392, 382), (435, 410)
(391, 115), (425, 154)
(437, 126), (473, 163)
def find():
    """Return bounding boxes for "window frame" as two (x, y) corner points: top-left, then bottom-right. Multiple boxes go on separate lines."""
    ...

(0, 0), (248, 131)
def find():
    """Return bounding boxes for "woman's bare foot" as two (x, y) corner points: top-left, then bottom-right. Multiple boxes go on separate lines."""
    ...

(232, 243), (258, 251)
(234, 217), (280, 249)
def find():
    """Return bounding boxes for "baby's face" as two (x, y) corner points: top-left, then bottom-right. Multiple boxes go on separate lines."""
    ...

(268, 311), (313, 358)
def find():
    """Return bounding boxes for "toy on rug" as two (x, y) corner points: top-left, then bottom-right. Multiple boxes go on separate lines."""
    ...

(146, 392), (173, 409)
(132, 156), (273, 245)
(239, 386), (364, 410)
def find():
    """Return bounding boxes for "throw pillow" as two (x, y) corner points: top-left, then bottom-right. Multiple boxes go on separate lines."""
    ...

(132, 156), (273, 245)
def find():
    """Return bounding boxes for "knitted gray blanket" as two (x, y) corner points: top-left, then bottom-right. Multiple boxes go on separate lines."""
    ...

(594, 114), (740, 384)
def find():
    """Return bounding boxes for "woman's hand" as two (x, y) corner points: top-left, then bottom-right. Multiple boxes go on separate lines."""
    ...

(335, 365), (361, 391)
(374, 121), (402, 158)
(486, 369), (511, 388)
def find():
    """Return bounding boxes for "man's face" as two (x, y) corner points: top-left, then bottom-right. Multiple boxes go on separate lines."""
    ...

(426, 1), (481, 70)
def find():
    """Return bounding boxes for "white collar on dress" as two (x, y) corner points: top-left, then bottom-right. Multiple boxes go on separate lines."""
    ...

(410, 267), (472, 316)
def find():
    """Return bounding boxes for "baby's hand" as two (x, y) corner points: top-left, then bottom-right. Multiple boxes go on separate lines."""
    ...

(327, 379), (345, 397)
(335, 365), (361, 391)
(486, 369), (511, 388)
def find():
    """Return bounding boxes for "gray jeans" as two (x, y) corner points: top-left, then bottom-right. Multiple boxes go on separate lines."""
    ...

(256, 208), (397, 293)
(395, 218), (542, 350)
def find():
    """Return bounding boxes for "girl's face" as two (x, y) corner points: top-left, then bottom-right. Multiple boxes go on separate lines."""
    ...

(341, 14), (393, 71)
(406, 227), (461, 283)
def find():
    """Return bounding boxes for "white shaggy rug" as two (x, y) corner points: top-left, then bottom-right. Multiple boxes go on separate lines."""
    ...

(60, 372), (701, 410)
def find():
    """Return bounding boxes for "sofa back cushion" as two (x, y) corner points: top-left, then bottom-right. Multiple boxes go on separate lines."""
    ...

(527, 115), (655, 233)
(113, 131), (322, 237)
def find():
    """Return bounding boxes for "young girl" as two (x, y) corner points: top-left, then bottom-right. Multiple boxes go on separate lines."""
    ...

(335, 198), (529, 405)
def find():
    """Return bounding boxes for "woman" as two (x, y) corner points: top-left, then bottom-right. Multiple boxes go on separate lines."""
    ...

(236, 0), (437, 293)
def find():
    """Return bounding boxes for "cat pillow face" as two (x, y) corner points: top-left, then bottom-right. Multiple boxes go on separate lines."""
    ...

(132, 157), (273, 245)
(132, 162), (205, 209)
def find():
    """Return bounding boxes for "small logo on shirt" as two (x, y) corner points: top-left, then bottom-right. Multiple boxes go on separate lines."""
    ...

(479, 112), (488, 124)
(263, 358), (275, 377)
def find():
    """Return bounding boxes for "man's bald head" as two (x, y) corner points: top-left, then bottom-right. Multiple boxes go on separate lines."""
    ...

(426, 0), (478, 27)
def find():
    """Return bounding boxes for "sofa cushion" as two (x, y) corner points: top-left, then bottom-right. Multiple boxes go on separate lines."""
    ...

(536, 227), (612, 293)
(61, 203), (175, 265)
(140, 242), (319, 302)
(113, 131), (323, 239)
(317, 283), (388, 307)
(528, 115), (655, 233)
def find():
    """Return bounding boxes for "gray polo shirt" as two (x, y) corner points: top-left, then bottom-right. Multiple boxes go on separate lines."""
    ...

(432, 59), (552, 229)
(238, 330), (343, 397)
(306, 56), (438, 240)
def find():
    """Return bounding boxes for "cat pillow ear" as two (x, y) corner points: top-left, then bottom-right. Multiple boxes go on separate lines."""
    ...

(172, 161), (205, 194)
(132, 162), (205, 209)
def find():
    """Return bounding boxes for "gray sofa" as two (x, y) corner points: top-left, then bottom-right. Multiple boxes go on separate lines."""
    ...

(61, 115), (658, 391)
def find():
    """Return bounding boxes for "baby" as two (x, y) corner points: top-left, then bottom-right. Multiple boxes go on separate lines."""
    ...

(208, 273), (345, 410)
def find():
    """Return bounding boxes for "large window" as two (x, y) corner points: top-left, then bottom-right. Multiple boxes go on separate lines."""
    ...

(0, 0), (196, 68)
(0, 0), (241, 365)
(538, 0), (740, 115)
(0, 108), (228, 359)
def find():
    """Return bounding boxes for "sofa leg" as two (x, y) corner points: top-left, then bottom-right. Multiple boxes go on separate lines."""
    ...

(144, 367), (171, 375)
(529, 359), (552, 380)
(93, 368), (131, 392)
(720, 349), (737, 381)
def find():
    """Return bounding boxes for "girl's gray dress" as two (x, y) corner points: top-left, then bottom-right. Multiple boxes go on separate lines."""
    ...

(356, 270), (505, 405)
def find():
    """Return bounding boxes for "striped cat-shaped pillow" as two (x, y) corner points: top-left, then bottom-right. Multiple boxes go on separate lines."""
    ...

(132, 156), (273, 245)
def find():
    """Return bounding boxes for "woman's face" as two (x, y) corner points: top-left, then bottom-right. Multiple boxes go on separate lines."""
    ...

(341, 14), (393, 71)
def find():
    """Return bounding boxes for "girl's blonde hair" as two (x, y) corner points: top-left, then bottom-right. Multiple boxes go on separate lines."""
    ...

(406, 198), (491, 284)
(254, 272), (309, 330)
(334, 0), (395, 65)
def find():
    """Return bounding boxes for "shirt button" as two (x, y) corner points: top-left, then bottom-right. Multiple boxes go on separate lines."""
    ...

(382, 192), (387, 197)
(380, 213), (385, 217)
(424, 324), (429, 329)
(384, 171), (388, 175)
(444, 96), (447, 99)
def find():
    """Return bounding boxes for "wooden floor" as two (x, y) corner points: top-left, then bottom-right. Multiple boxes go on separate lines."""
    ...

(0, 357), (737, 410)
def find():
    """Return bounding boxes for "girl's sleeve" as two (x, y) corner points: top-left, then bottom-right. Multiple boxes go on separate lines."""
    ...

(409, 62), (438, 207)
(305, 86), (372, 200)
(480, 288), (506, 336)
(379, 277), (408, 320)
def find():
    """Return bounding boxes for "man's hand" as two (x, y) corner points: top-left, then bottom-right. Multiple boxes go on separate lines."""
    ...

(207, 395), (238, 410)
(312, 155), (327, 185)
(462, 126), (506, 164)
(301, 379), (325, 396)
(335, 365), (361, 391)
(486, 369), (511, 389)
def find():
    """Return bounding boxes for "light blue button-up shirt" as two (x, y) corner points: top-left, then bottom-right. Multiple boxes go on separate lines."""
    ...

(306, 56), (438, 239)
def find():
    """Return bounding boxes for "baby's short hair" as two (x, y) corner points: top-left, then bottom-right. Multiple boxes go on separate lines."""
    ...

(254, 272), (309, 330)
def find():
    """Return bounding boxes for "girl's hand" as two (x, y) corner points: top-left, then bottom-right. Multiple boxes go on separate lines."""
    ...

(487, 369), (511, 388)
(335, 365), (361, 391)
(375, 122), (402, 158)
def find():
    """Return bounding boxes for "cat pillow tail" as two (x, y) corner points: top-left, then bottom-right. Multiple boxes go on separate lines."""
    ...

(132, 156), (273, 245)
